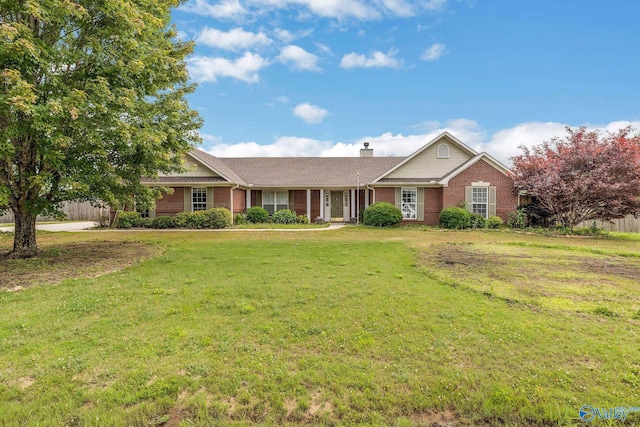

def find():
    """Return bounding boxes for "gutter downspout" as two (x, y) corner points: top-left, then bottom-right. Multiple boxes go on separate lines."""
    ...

(366, 185), (376, 205)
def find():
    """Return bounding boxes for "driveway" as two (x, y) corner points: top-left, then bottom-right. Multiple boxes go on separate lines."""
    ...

(0, 221), (98, 233)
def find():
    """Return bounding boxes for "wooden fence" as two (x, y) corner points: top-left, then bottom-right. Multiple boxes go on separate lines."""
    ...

(576, 215), (640, 233)
(0, 201), (106, 223)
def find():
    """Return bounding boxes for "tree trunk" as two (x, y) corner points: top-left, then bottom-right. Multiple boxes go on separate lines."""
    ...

(10, 205), (39, 258)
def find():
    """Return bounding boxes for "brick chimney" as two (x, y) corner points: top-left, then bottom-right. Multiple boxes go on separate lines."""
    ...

(360, 142), (373, 157)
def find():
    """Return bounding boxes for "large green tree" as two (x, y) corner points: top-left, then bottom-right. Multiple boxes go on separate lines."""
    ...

(1, 0), (201, 257)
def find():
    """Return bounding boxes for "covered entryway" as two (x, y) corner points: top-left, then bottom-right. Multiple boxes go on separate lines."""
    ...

(331, 191), (343, 220)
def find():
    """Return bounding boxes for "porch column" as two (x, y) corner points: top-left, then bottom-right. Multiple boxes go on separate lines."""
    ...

(365, 188), (370, 208)
(306, 189), (311, 219)
(319, 189), (324, 219)
(246, 190), (251, 210)
(230, 187), (234, 213)
(350, 189), (356, 218)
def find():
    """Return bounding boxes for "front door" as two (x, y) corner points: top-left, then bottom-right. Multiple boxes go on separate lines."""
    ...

(331, 191), (343, 219)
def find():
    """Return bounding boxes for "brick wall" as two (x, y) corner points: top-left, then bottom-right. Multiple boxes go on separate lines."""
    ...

(311, 190), (320, 219)
(375, 187), (395, 204)
(292, 190), (307, 215)
(443, 159), (518, 221)
(424, 187), (443, 225)
(233, 188), (245, 214)
(214, 187), (231, 210)
(156, 187), (184, 216)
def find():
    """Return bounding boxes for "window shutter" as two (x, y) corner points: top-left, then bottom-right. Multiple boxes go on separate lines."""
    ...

(395, 187), (401, 211)
(465, 186), (473, 213)
(256, 190), (262, 207)
(206, 188), (214, 210)
(289, 190), (295, 213)
(417, 188), (424, 221)
(184, 187), (192, 212)
(489, 186), (496, 217)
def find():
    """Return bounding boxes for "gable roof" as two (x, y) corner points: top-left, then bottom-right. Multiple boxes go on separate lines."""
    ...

(438, 152), (512, 185)
(371, 132), (477, 183)
(188, 150), (247, 185)
(219, 157), (403, 187)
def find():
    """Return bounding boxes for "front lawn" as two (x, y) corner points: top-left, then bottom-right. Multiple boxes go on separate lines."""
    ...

(1, 229), (639, 426)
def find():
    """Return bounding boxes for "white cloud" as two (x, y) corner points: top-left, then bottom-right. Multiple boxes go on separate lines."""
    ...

(188, 52), (270, 83)
(293, 103), (329, 124)
(196, 27), (272, 51)
(279, 45), (321, 71)
(377, 0), (415, 17)
(201, 120), (640, 167)
(291, 0), (379, 19)
(277, 96), (290, 103)
(314, 42), (333, 56)
(181, 0), (247, 19)
(421, 42), (446, 61)
(340, 49), (402, 69)
(422, 0), (447, 11)
(272, 27), (314, 43)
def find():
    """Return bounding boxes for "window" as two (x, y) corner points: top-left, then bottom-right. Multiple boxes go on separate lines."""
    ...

(401, 187), (417, 219)
(263, 191), (288, 215)
(472, 187), (488, 218)
(437, 143), (449, 158)
(192, 187), (207, 211)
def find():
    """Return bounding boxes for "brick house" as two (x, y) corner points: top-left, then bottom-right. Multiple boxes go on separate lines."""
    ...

(142, 132), (518, 224)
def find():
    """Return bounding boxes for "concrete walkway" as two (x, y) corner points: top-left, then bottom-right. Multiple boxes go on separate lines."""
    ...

(0, 222), (346, 233)
(0, 221), (98, 233)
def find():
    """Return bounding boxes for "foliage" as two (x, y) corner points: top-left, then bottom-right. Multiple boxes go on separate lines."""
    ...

(507, 209), (528, 229)
(115, 212), (151, 229)
(469, 214), (487, 229)
(363, 202), (403, 227)
(272, 209), (298, 224)
(522, 200), (553, 227)
(246, 206), (269, 223)
(0, 0), (202, 256)
(439, 207), (471, 229)
(511, 126), (640, 228)
(297, 214), (309, 224)
(172, 209), (232, 229)
(234, 212), (248, 225)
(486, 216), (504, 229)
(151, 216), (175, 229)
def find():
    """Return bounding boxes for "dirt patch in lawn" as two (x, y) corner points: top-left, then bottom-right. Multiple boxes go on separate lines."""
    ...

(0, 241), (161, 289)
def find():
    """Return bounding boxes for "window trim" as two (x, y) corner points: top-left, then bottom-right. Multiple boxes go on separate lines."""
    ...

(192, 187), (207, 211)
(262, 190), (288, 215)
(401, 187), (418, 220)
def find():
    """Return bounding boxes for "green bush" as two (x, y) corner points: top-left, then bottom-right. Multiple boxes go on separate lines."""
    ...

(115, 211), (151, 229)
(234, 212), (248, 225)
(272, 209), (298, 224)
(469, 214), (486, 229)
(363, 202), (403, 227)
(439, 207), (471, 229)
(204, 208), (232, 229)
(297, 214), (309, 224)
(507, 208), (527, 228)
(246, 206), (269, 223)
(486, 216), (504, 229)
(151, 216), (175, 229)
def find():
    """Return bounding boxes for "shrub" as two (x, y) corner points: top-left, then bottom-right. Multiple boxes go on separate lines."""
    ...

(234, 212), (248, 225)
(469, 214), (486, 229)
(272, 209), (298, 224)
(439, 207), (471, 229)
(115, 211), (151, 229)
(246, 206), (269, 223)
(173, 212), (190, 228)
(363, 202), (403, 227)
(297, 214), (309, 224)
(204, 208), (232, 229)
(486, 216), (504, 229)
(507, 208), (527, 228)
(151, 216), (175, 229)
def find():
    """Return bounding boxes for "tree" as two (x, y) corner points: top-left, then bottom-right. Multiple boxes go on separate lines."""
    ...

(1, 0), (202, 257)
(511, 127), (640, 228)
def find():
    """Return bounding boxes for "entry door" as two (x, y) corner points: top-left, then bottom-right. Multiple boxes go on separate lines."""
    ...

(331, 191), (343, 218)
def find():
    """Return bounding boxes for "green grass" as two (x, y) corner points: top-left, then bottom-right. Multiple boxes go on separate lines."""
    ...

(231, 222), (330, 229)
(1, 229), (639, 426)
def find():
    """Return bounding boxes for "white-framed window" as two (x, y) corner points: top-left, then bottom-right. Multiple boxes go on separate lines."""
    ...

(401, 187), (417, 219)
(263, 191), (288, 215)
(472, 187), (488, 218)
(437, 143), (449, 158)
(192, 187), (207, 211)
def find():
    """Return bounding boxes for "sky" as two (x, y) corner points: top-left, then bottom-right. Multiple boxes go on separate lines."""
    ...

(172, 0), (640, 166)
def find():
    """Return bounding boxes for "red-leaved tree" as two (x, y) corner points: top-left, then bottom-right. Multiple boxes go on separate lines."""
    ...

(511, 126), (640, 228)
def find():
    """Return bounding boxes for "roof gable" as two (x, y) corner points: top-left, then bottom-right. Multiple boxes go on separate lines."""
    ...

(372, 132), (477, 182)
(439, 152), (512, 185)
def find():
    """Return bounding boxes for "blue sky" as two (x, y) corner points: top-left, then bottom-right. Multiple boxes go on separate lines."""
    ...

(172, 0), (640, 165)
